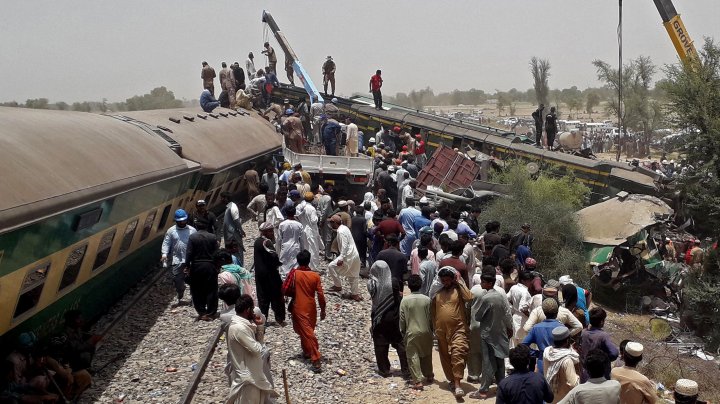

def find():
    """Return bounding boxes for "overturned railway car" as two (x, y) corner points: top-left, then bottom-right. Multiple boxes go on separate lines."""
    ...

(273, 86), (657, 202)
(0, 106), (280, 348)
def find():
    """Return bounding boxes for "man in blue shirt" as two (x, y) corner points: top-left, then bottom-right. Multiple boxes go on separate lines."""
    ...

(522, 297), (562, 373)
(580, 307), (619, 381)
(497, 344), (553, 404)
(200, 89), (220, 113)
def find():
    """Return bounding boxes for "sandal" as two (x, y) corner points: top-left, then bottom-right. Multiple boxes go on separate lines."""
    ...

(468, 390), (488, 399)
(454, 387), (465, 398)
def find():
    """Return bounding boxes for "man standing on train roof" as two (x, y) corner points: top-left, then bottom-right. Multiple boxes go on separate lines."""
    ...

(161, 209), (197, 304)
(221, 192), (246, 266)
(191, 199), (217, 236)
(200, 89), (220, 113)
(322, 56), (336, 96)
(186, 220), (220, 321)
(246, 52), (257, 81)
(220, 62), (237, 109)
(262, 42), (277, 73)
(370, 69), (383, 110)
(232, 62), (245, 91)
(532, 104), (545, 148)
(201, 61), (216, 95)
(545, 106), (558, 151)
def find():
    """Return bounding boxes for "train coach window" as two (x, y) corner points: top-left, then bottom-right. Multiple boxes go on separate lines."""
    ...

(140, 210), (157, 241)
(93, 229), (116, 270)
(59, 244), (88, 291)
(119, 218), (139, 255)
(14, 263), (51, 318)
(157, 204), (172, 230)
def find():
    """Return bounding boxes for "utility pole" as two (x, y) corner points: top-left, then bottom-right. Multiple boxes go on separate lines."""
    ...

(616, 0), (624, 162)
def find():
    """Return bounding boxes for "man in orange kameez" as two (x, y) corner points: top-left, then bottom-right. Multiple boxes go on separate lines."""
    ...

(290, 250), (326, 372)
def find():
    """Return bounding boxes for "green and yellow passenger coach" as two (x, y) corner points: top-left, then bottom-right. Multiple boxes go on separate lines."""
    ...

(0, 106), (281, 349)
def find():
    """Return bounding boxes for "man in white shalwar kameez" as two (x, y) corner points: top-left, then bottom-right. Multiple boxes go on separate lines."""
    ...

(327, 215), (363, 301)
(264, 198), (284, 252)
(278, 207), (305, 276)
(295, 193), (324, 270)
(226, 295), (277, 404)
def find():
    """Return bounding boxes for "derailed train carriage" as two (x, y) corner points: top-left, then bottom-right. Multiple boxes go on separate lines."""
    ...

(272, 86), (658, 203)
(0, 106), (280, 348)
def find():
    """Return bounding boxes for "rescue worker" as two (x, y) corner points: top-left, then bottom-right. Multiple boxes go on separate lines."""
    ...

(322, 56), (336, 96)
(262, 42), (277, 73)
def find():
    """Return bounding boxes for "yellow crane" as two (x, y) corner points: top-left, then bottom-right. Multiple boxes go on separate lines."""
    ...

(652, 0), (699, 63)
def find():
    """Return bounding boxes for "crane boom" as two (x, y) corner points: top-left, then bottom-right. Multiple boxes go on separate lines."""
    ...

(652, 0), (699, 63)
(262, 10), (324, 104)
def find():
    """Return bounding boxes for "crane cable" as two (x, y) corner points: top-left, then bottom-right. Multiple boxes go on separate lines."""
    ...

(262, 23), (270, 70)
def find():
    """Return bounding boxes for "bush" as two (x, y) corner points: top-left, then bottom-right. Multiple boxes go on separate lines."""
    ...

(683, 247), (720, 351)
(483, 162), (590, 285)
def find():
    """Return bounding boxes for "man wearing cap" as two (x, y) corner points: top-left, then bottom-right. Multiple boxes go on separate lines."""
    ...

(369, 69), (383, 110)
(328, 215), (363, 301)
(322, 56), (336, 96)
(543, 326), (581, 403)
(524, 285), (583, 336)
(522, 298), (563, 373)
(221, 192), (246, 266)
(295, 192), (324, 271)
(161, 209), (197, 304)
(673, 379), (704, 404)
(191, 199), (217, 236)
(186, 219), (220, 320)
(610, 342), (657, 403)
(255, 222), (286, 326)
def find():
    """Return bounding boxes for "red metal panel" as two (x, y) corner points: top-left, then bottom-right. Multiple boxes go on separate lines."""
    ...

(416, 145), (481, 192)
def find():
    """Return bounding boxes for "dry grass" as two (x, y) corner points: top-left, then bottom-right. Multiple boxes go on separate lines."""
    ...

(604, 309), (720, 402)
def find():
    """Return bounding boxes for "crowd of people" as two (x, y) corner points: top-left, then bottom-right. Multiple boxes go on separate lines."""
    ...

(155, 134), (707, 403)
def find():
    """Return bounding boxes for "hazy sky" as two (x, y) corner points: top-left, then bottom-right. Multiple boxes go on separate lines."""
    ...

(1, 0), (718, 103)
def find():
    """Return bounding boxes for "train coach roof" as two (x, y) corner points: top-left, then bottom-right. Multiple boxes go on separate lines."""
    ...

(0, 107), (195, 233)
(120, 108), (281, 174)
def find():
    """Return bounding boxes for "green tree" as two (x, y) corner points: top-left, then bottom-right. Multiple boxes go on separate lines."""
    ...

(585, 92), (601, 119)
(592, 56), (657, 131)
(530, 57), (551, 106)
(485, 163), (590, 284)
(662, 38), (720, 350)
(25, 98), (49, 109)
(72, 102), (91, 112)
(496, 92), (510, 116)
(125, 86), (183, 111)
(55, 101), (69, 110)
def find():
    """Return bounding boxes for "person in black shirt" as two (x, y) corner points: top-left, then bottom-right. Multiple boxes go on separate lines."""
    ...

(191, 199), (217, 236)
(375, 234), (408, 284)
(496, 344), (553, 404)
(545, 106), (558, 151)
(186, 221), (220, 320)
(531, 104), (545, 147)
